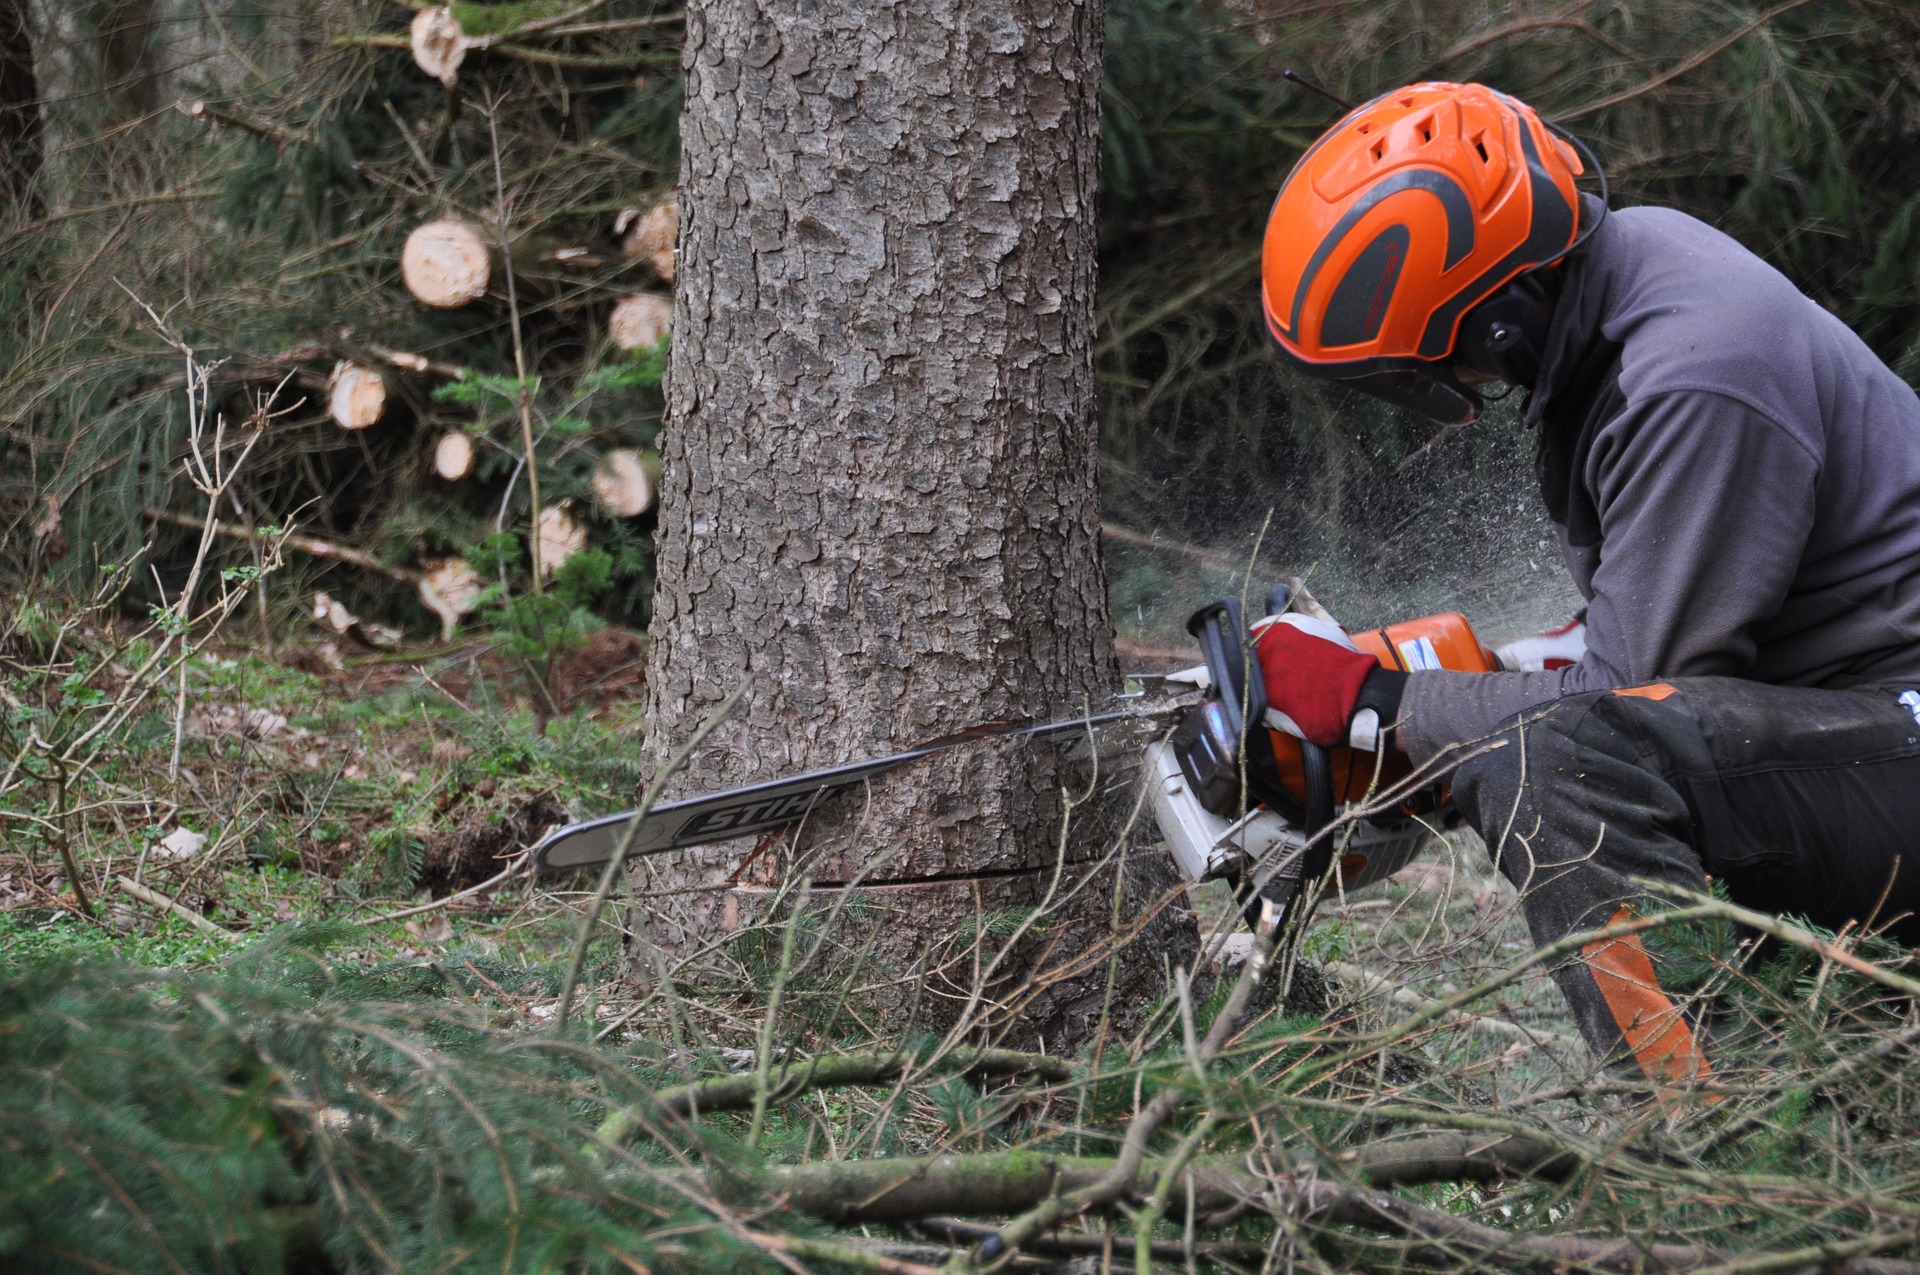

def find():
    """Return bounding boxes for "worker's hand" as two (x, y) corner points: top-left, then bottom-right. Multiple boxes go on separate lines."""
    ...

(1251, 613), (1380, 748)
(1495, 615), (1587, 672)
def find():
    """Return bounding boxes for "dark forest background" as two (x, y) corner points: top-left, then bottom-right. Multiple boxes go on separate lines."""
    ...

(7, 0), (1919, 644)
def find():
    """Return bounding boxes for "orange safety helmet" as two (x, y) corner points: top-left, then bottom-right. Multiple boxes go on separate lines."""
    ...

(1261, 82), (1598, 424)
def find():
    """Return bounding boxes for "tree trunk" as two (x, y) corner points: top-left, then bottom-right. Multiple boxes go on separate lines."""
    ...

(0, 0), (40, 218)
(93, 0), (159, 120)
(629, 0), (1197, 1050)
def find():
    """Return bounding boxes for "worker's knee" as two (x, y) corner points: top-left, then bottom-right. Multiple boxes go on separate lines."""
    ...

(1450, 689), (1699, 884)
(1449, 694), (1604, 831)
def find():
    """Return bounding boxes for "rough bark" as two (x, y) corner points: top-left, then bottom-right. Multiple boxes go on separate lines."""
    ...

(631, 0), (1195, 1049)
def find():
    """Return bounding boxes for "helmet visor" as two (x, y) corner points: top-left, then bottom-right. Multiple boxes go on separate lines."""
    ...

(1337, 367), (1482, 424)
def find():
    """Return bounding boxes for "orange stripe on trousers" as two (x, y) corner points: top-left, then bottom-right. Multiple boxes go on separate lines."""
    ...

(1581, 906), (1712, 1088)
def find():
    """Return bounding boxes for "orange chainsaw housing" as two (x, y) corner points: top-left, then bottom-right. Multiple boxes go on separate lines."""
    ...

(1264, 611), (1496, 810)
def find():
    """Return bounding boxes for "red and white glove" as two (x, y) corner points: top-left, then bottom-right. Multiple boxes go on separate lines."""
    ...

(1495, 615), (1587, 672)
(1250, 613), (1380, 749)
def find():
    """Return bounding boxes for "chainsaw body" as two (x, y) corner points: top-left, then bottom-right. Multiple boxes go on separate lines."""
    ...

(1147, 601), (1495, 924)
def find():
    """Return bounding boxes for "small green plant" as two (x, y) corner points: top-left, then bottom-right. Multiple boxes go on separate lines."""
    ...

(428, 355), (660, 646)
(469, 532), (615, 724)
(1302, 917), (1353, 965)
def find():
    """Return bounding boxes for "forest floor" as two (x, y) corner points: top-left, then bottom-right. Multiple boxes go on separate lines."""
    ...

(1, 621), (648, 978)
(16, 599), (1920, 1273)
(1, 602), (1583, 1102)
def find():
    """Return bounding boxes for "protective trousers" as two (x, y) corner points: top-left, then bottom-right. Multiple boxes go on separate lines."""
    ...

(1449, 677), (1920, 1087)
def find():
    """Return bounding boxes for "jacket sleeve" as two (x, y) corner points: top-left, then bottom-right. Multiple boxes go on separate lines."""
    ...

(1399, 389), (1819, 763)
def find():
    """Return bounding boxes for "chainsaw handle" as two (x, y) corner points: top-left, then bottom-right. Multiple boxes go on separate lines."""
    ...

(1189, 592), (1341, 941)
(1186, 597), (1266, 740)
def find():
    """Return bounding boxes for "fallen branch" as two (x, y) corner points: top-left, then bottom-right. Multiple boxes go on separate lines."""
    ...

(1306, 1175), (1917, 1272)
(113, 875), (244, 943)
(987, 930), (1284, 1257)
(912, 1216), (1268, 1267)
(363, 342), (470, 380)
(646, 1048), (1071, 1121)
(142, 508), (421, 584)
(176, 98), (304, 147)
(1341, 1130), (1576, 1188)
(740, 1146), (1920, 1273)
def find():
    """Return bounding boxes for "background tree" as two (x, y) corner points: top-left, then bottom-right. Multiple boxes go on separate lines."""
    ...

(0, 0), (40, 218)
(631, 0), (1199, 1046)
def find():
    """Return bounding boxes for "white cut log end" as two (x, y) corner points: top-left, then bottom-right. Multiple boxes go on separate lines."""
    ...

(418, 558), (482, 642)
(609, 293), (673, 351)
(620, 195), (678, 282)
(402, 219), (492, 309)
(537, 505), (589, 579)
(327, 361), (387, 430)
(593, 448), (657, 518)
(313, 591), (358, 635)
(434, 430), (475, 480)
(411, 8), (470, 87)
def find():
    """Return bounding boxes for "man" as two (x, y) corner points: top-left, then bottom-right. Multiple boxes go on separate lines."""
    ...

(1252, 81), (1920, 1088)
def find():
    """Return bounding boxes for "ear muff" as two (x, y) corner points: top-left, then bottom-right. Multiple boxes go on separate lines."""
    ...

(1455, 270), (1556, 387)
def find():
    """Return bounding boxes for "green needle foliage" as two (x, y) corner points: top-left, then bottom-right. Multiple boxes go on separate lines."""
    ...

(0, 929), (764, 1275)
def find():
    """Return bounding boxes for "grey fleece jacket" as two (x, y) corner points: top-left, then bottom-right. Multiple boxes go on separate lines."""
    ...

(1400, 201), (1920, 763)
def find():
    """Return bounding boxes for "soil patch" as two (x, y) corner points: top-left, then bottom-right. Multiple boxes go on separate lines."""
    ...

(549, 627), (648, 713)
(417, 798), (568, 897)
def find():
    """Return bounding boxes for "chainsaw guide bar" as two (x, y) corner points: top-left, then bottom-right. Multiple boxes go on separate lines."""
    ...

(531, 703), (1185, 876)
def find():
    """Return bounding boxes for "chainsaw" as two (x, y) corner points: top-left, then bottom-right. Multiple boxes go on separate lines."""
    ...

(1148, 587), (1495, 937)
(530, 589), (1495, 936)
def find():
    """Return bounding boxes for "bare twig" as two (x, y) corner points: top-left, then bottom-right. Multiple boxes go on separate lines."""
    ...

(1424, 5), (1634, 72)
(1633, 879), (1920, 1000)
(1560, 0), (1819, 121)
(142, 509), (421, 583)
(484, 96), (545, 592)
(357, 852), (532, 926)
